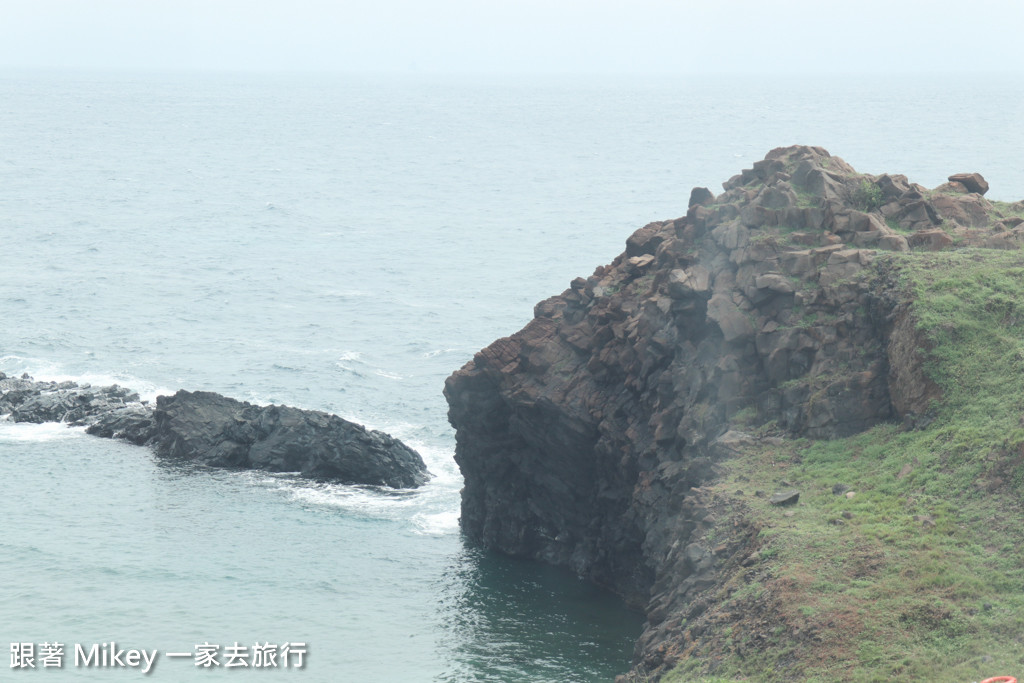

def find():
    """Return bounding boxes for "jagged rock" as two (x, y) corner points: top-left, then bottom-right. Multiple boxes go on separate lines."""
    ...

(148, 390), (429, 487)
(896, 200), (942, 232)
(706, 292), (755, 342)
(667, 266), (711, 299)
(86, 405), (157, 444)
(948, 172), (989, 195)
(689, 187), (715, 208)
(0, 376), (140, 425)
(874, 173), (910, 200)
(627, 222), (666, 257)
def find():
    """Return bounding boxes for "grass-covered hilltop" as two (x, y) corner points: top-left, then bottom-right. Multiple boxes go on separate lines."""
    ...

(445, 146), (1024, 682)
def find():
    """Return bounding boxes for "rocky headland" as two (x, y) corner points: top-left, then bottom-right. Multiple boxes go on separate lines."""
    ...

(445, 146), (1024, 680)
(0, 373), (429, 488)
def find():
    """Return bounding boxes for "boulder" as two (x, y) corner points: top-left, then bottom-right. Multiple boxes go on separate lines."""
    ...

(769, 490), (800, 506)
(948, 172), (989, 195)
(930, 193), (992, 228)
(626, 223), (666, 257)
(908, 229), (954, 251)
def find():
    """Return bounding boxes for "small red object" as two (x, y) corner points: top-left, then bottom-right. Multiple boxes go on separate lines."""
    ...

(981, 677), (1017, 683)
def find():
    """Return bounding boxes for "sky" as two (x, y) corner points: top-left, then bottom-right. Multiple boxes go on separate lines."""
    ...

(1, 0), (1022, 75)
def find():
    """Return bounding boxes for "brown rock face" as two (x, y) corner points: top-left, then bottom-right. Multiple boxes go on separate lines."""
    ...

(444, 146), (1021, 678)
(948, 172), (990, 195)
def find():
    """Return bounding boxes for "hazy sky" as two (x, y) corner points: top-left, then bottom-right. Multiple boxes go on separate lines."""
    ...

(2, 0), (1022, 74)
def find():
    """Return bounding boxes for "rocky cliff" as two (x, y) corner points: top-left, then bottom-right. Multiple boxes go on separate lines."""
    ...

(445, 146), (1024, 679)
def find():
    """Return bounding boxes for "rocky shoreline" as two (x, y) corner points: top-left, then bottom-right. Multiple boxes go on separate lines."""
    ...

(445, 146), (1024, 679)
(0, 373), (429, 488)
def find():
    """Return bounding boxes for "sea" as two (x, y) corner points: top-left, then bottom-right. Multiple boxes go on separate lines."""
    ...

(1, 70), (1021, 681)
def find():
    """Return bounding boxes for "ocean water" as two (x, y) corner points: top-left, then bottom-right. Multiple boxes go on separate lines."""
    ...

(1, 70), (1022, 681)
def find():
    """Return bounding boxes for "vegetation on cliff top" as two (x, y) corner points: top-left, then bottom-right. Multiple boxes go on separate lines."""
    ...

(666, 249), (1024, 682)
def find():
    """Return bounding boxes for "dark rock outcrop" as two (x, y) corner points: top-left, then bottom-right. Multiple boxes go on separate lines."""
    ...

(144, 390), (428, 488)
(444, 146), (1021, 678)
(1, 373), (428, 488)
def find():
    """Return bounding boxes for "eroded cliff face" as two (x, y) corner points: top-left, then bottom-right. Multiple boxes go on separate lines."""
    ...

(444, 146), (1023, 677)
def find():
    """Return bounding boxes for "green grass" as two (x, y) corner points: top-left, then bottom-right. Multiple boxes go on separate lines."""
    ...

(793, 188), (821, 209)
(991, 200), (1024, 221)
(663, 249), (1024, 682)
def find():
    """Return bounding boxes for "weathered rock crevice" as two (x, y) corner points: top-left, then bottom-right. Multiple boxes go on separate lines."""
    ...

(444, 146), (1020, 678)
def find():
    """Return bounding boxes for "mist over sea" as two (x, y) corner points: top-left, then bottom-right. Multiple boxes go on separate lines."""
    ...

(1, 70), (1021, 681)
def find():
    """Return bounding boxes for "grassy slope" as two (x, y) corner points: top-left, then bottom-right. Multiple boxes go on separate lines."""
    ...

(665, 249), (1024, 682)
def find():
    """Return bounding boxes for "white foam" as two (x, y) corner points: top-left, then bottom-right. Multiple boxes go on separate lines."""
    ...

(373, 369), (403, 380)
(334, 363), (365, 378)
(225, 453), (461, 535)
(0, 356), (173, 403)
(284, 481), (419, 517)
(0, 421), (86, 443)
(335, 351), (367, 377)
(422, 348), (461, 358)
(411, 509), (459, 536)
